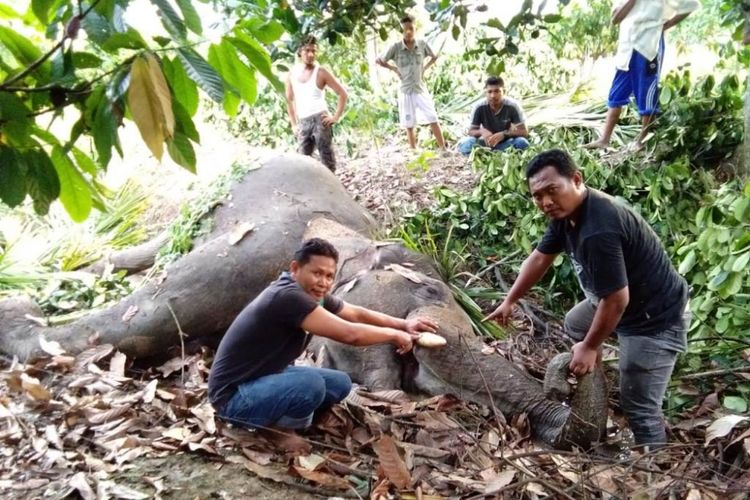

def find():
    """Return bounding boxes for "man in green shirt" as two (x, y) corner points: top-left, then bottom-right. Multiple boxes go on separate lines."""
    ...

(376, 14), (447, 152)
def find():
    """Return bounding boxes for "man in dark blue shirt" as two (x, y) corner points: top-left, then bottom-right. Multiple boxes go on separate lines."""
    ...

(486, 149), (689, 447)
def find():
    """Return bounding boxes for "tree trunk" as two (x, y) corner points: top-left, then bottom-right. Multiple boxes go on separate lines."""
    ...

(0, 154), (606, 449)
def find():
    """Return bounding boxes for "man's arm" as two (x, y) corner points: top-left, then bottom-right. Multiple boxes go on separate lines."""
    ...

(375, 57), (401, 77)
(284, 76), (297, 129)
(301, 306), (414, 353)
(485, 250), (557, 324)
(663, 12), (690, 30)
(612, 0), (637, 25)
(569, 286), (629, 375)
(506, 122), (529, 138)
(423, 54), (438, 73)
(320, 68), (348, 126)
(337, 303), (438, 334)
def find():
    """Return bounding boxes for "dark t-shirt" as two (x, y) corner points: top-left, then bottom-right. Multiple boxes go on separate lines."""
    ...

(470, 97), (525, 134)
(536, 189), (688, 335)
(208, 272), (343, 411)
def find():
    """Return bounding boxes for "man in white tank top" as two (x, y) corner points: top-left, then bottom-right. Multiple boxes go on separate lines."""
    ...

(376, 14), (447, 153)
(285, 35), (348, 172)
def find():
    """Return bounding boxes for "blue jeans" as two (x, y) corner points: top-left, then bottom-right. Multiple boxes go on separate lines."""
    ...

(219, 366), (352, 429)
(457, 135), (530, 155)
(565, 299), (689, 446)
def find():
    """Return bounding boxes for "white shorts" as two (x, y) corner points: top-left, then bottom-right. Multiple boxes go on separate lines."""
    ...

(398, 92), (439, 128)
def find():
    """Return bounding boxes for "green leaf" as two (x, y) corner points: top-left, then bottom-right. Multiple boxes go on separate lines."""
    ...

(0, 94), (34, 147)
(72, 52), (104, 69)
(229, 31), (284, 93)
(175, 0), (202, 35)
(176, 47), (224, 103)
(81, 9), (114, 46)
(151, 0), (187, 40)
(0, 146), (27, 207)
(543, 14), (562, 23)
(723, 396), (748, 413)
(208, 40), (258, 105)
(24, 149), (60, 215)
(31, 0), (53, 24)
(0, 25), (48, 78)
(101, 29), (149, 52)
(678, 249), (697, 275)
(732, 252), (750, 273)
(172, 99), (200, 142)
(163, 56), (199, 116)
(241, 18), (284, 44)
(50, 146), (92, 222)
(71, 147), (99, 176)
(166, 132), (196, 173)
(87, 88), (122, 167)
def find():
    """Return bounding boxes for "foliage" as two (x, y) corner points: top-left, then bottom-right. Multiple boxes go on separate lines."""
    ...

(396, 70), (747, 411)
(545, 0), (617, 62)
(38, 270), (132, 317)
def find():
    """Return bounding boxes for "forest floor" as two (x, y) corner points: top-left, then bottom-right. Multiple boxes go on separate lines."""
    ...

(1, 136), (749, 499)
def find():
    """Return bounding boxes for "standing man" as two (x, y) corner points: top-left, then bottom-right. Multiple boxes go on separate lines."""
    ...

(285, 35), (348, 172)
(486, 149), (689, 448)
(457, 76), (530, 155)
(209, 238), (437, 453)
(376, 14), (447, 152)
(585, 0), (699, 151)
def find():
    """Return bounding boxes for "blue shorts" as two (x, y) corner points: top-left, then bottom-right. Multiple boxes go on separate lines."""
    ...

(608, 37), (664, 116)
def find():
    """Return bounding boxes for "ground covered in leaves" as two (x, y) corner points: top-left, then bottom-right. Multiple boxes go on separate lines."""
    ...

(2, 143), (749, 499)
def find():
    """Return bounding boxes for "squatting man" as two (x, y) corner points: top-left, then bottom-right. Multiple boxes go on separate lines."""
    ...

(208, 238), (437, 452)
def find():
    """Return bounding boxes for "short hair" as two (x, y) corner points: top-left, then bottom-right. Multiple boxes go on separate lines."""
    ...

(526, 149), (578, 180)
(401, 14), (415, 25)
(293, 238), (339, 265)
(485, 76), (504, 88)
(296, 34), (317, 55)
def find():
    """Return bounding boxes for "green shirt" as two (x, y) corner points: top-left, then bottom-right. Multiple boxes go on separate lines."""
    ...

(380, 39), (435, 94)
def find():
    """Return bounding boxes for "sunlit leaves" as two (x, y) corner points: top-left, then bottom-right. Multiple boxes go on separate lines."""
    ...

(208, 40), (258, 106)
(50, 146), (92, 221)
(127, 53), (175, 160)
(229, 31), (283, 93)
(176, 47), (224, 103)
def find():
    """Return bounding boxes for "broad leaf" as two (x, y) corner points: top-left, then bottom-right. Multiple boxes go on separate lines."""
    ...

(166, 131), (196, 173)
(228, 31), (283, 93)
(208, 40), (258, 105)
(81, 9), (114, 46)
(175, 0), (202, 35)
(101, 29), (149, 52)
(240, 18), (284, 44)
(50, 146), (93, 222)
(87, 87), (122, 167)
(162, 56), (199, 116)
(0, 93), (33, 147)
(172, 99), (200, 142)
(151, 0), (187, 40)
(0, 146), (27, 207)
(0, 25), (49, 79)
(176, 47), (223, 103)
(72, 52), (104, 69)
(31, 0), (53, 24)
(71, 147), (99, 176)
(127, 53), (175, 160)
(24, 149), (61, 215)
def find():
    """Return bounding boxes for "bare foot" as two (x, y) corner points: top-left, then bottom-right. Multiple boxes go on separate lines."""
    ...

(259, 426), (311, 455)
(583, 139), (610, 150)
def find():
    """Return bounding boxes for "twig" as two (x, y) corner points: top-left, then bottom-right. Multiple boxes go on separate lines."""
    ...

(678, 365), (750, 381)
(166, 301), (187, 386)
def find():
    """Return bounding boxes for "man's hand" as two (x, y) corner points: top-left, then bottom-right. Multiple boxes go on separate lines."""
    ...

(483, 300), (515, 325)
(392, 330), (414, 355)
(321, 114), (338, 127)
(404, 317), (438, 335)
(487, 132), (505, 147)
(569, 342), (599, 376)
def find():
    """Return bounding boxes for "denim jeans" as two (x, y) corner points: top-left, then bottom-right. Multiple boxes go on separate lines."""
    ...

(219, 366), (352, 429)
(457, 135), (530, 155)
(564, 299), (689, 446)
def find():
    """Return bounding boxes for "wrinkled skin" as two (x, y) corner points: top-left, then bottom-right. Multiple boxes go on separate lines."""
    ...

(0, 154), (606, 449)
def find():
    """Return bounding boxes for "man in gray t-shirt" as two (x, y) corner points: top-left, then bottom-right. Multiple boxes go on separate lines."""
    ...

(208, 238), (437, 453)
(376, 14), (447, 152)
(458, 76), (530, 155)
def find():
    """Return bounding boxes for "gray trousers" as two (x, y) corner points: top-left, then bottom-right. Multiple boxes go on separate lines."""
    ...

(297, 113), (336, 172)
(565, 299), (688, 446)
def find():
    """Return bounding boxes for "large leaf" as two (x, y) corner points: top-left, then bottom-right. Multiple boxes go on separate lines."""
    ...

(0, 25), (49, 80)
(172, 99), (199, 142)
(176, 47), (223, 103)
(175, 0), (202, 35)
(72, 52), (104, 69)
(50, 146), (92, 222)
(0, 146), (27, 207)
(207, 41), (258, 105)
(101, 29), (149, 52)
(162, 56), (199, 116)
(86, 88), (122, 167)
(166, 131), (196, 173)
(24, 149), (60, 215)
(127, 53), (175, 160)
(151, 0), (187, 40)
(82, 9), (114, 46)
(0, 93), (33, 147)
(228, 31), (283, 93)
(240, 18), (284, 44)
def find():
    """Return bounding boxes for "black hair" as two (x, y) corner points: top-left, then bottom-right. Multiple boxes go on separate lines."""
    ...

(293, 238), (339, 265)
(485, 76), (504, 88)
(296, 34), (317, 55)
(526, 149), (578, 180)
(401, 14), (415, 24)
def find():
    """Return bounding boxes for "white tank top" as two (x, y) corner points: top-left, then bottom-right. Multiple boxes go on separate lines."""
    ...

(291, 64), (327, 120)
